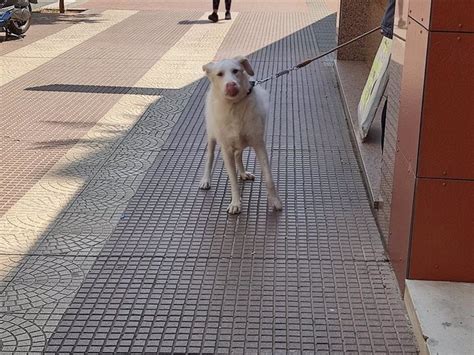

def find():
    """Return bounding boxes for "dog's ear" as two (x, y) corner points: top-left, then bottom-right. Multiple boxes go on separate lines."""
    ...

(202, 62), (214, 75)
(235, 56), (255, 76)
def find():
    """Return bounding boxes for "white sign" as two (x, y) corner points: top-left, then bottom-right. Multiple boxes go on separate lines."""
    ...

(358, 37), (392, 141)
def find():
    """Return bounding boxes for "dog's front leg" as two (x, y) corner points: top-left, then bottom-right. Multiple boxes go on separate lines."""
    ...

(199, 138), (216, 190)
(254, 143), (282, 211)
(235, 150), (255, 181)
(222, 148), (241, 214)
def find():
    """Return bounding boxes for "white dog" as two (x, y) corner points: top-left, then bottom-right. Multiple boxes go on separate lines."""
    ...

(199, 56), (282, 214)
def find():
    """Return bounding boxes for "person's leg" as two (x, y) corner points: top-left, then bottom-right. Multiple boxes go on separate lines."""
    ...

(381, 97), (387, 151)
(208, 0), (220, 22)
(397, 0), (406, 27)
(225, 0), (232, 20)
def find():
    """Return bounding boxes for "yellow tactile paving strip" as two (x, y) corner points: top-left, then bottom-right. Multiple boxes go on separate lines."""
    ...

(142, 14), (238, 89)
(0, 10), (137, 86)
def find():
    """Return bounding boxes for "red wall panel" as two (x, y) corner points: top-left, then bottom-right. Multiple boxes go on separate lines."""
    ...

(389, 2), (474, 286)
(396, 20), (428, 170)
(409, 0), (474, 32)
(431, 0), (474, 32)
(409, 179), (474, 281)
(418, 32), (474, 179)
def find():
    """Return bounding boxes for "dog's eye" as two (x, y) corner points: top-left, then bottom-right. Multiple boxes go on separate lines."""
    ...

(232, 69), (239, 74)
(217, 72), (224, 77)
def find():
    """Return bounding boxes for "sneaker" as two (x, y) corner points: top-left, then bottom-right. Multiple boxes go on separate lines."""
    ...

(208, 12), (218, 23)
(225, 11), (231, 20)
(397, 18), (406, 29)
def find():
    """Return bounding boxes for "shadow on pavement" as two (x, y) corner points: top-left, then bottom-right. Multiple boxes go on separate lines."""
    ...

(26, 84), (165, 96)
(30, 11), (100, 25)
(178, 19), (210, 25)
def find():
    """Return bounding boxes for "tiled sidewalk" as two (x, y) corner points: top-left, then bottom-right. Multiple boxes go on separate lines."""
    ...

(0, 0), (417, 353)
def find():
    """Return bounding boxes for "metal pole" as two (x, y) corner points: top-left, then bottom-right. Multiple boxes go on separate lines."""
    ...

(59, 0), (65, 13)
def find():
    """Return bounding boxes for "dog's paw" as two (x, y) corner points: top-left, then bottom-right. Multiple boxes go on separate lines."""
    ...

(199, 179), (211, 190)
(240, 171), (256, 181)
(227, 202), (241, 214)
(270, 196), (283, 211)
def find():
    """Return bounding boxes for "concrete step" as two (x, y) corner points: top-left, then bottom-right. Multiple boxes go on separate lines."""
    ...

(405, 280), (474, 355)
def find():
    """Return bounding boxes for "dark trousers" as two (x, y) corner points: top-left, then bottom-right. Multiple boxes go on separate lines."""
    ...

(213, 0), (231, 11)
(381, 97), (387, 151)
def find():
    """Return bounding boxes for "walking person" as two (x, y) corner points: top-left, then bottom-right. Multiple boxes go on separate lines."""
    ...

(208, 0), (232, 23)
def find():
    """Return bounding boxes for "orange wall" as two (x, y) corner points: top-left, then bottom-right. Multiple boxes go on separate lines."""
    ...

(389, 0), (474, 286)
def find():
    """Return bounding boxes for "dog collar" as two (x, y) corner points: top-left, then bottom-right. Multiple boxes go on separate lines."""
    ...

(247, 81), (256, 96)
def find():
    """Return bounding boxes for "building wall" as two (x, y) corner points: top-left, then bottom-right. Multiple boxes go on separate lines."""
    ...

(389, 0), (474, 284)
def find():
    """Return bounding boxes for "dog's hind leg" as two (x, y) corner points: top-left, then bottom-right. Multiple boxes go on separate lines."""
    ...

(235, 150), (255, 181)
(222, 148), (241, 214)
(199, 137), (217, 190)
(254, 143), (282, 211)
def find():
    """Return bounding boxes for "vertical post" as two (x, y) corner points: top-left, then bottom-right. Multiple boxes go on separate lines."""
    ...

(337, 0), (369, 61)
(59, 0), (65, 14)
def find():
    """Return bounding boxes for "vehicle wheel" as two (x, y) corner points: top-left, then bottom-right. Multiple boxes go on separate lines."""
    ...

(7, 5), (32, 35)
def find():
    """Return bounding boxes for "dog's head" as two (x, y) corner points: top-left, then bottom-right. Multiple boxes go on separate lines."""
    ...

(202, 56), (255, 101)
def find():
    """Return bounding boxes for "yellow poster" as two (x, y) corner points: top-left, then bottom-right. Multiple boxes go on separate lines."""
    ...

(358, 37), (393, 141)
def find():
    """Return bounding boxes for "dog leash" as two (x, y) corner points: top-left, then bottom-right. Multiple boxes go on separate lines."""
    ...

(249, 26), (382, 87)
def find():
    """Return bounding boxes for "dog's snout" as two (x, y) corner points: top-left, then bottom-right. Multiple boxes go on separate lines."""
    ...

(225, 81), (240, 97)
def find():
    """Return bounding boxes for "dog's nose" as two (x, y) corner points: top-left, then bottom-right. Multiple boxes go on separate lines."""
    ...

(225, 82), (239, 97)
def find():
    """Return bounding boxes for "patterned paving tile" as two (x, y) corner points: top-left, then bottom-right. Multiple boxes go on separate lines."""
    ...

(45, 6), (415, 352)
(45, 257), (416, 353)
(0, 314), (46, 353)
